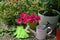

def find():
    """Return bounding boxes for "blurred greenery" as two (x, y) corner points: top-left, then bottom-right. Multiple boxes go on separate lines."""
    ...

(0, 0), (59, 39)
(58, 0), (60, 7)
(0, 0), (39, 26)
(0, 29), (3, 33)
(0, 29), (3, 36)
(14, 26), (30, 38)
(0, 1), (20, 26)
(0, 0), (59, 27)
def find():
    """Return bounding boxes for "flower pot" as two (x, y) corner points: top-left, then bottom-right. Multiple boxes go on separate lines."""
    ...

(56, 29), (60, 40)
(28, 22), (37, 30)
(38, 9), (59, 28)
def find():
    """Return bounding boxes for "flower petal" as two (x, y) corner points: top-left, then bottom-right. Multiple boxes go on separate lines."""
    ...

(23, 18), (29, 24)
(16, 18), (22, 24)
(31, 13), (36, 18)
(20, 12), (27, 19)
(35, 16), (40, 22)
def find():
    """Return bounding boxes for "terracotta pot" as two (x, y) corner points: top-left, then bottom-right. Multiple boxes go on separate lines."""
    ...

(56, 29), (60, 40)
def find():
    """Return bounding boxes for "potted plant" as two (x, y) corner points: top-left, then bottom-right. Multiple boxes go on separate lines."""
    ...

(56, 23), (60, 40)
(38, 0), (59, 29)
(11, 11), (40, 39)
(0, 1), (40, 39)
(16, 12), (40, 30)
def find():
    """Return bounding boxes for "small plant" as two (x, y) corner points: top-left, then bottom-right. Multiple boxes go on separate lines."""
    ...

(13, 12), (40, 38)
(0, 28), (4, 36)
(7, 0), (41, 14)
(16, 12), (40, 29)
(14, 26), (29, 38)
(0, 1), (19, 26)
(38, 0), (54, 10)
(58, 0), (60, 7)
(0, 0), (40, 27)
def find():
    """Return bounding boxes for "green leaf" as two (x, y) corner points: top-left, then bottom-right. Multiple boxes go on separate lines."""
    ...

(26, 0), (28, 4)
(58, 0), (60, 7)
(0, 29), (3, 33)
(0, 18), (2, 22)
(8, 26), (16, 32)
(14, 26), (30, 38)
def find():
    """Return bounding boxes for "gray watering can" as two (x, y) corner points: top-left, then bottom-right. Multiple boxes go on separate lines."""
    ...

(27, 25), (52, 40)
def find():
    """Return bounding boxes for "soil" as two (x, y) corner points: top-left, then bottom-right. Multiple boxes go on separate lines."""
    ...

(39, 10), (58, 16)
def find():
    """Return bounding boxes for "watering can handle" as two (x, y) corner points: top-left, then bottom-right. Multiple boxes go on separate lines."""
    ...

(47, 27), (52, 35)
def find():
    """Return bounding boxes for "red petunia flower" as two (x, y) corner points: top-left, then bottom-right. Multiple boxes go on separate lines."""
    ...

(20, 12), (27, 19)
(23, 18), (29, 24)
(16, 18), (22, 24)
(30, 17), (35, 23)
(35, 16), (40, 22)
(23, 15), (30, 24)
(26, 15), (32, 20)
(31, 13), (36, 18)
(16, 12), (41, 25)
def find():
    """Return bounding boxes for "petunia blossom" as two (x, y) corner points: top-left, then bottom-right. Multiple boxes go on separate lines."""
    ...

(31, 13), (36, 18)
(20, 12), (27, 19)
(26, 15), (31, 20)
(16, 18), (22, 24)
(23, 18), (29, 24)
(16, 12), (41, 25)
(35, 16), (40, 22)
(30, 17), (35, 23)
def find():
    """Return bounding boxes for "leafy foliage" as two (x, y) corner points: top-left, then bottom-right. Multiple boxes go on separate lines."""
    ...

(0, 29), (3, 33)
(7, 0), (39, 14)
(0, 1), (19, 26)
(0, 0), (39, 26)
(0, 0), (55, 26)
(0, 28), (4, 36)
(14, 26), (30, 38)
(58, 0), (60, 7)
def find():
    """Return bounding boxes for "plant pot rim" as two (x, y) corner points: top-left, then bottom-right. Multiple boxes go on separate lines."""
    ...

(38, 9), (60, 17)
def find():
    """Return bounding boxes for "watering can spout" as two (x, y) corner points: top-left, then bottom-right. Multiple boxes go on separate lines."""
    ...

(28, 28), (36, 35)
(25, 25), (36, 35)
